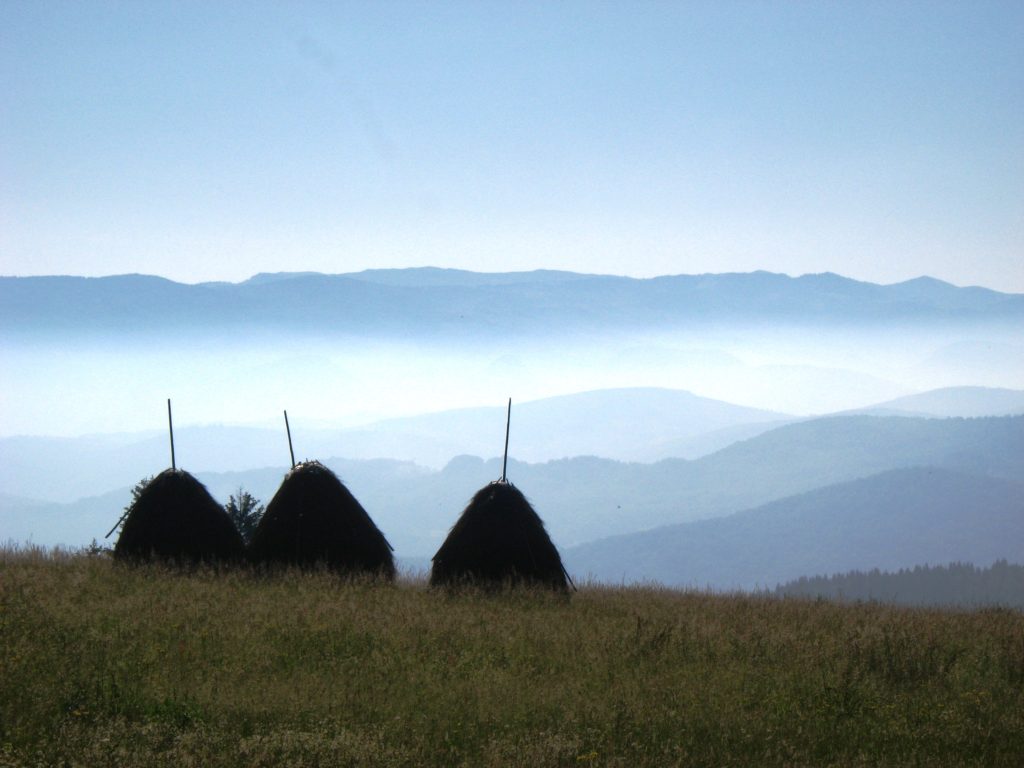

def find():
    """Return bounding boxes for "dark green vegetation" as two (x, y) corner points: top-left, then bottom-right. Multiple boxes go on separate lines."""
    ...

(224, 487), (264, 545)
(2, 548), (1022, 767)
(776, 561), (1024, 610)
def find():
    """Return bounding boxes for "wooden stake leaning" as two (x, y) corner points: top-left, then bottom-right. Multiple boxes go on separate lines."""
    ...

(104, 508), (128, 539)
(284, 409), (296, 469)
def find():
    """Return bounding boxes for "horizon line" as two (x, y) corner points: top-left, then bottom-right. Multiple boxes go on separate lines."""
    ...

(0, 267), (1009, 294)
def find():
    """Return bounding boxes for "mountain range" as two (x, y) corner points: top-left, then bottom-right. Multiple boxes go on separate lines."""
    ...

(3, 386), (1020, 505)
(3, 269), (1022, 338)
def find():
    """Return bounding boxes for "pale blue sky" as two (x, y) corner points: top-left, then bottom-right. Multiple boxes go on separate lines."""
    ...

(2, 1), (1022, 290)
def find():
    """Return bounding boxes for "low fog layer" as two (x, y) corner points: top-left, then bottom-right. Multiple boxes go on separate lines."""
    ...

(2, 323), (1022, 439)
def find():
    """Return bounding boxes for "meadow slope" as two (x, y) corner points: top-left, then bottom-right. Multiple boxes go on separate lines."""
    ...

(2, 548), (1022, 767)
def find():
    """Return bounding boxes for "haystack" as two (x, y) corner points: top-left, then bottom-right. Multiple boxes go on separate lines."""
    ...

(114, 468), (245, 564)
(430, 480), (569, 590)
(248, 460), (395, 578)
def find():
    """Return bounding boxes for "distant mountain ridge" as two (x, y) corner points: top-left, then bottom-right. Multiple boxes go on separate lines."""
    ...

(340, 387), (788, 467)
(0, 387), (788, 502)
(850, 387), (1024, 418)
(5, 386), (1021, 504)
(3, 269), (1021, 337)
(249, 267), (600, 288)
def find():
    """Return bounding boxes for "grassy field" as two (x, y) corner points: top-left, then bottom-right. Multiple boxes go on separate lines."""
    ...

(2, 547), (1022, 767)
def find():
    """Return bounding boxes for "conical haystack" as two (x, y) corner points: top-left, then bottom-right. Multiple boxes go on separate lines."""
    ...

(248, 460), (395, 578)
(114, 468), (244, 564)
(430, 480), (569, 590)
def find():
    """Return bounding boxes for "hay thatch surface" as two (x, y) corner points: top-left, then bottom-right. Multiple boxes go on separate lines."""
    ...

(114, 469), (244, 564)
(430, 481), (569, 590)
(248, 461), (395, 578)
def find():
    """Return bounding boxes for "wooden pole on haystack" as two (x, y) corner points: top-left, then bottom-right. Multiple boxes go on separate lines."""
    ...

(284, 410), (296, 469)
(167, 398), (176, 471)
(106, 399), (175, 540)
(501, 398), (511, 483)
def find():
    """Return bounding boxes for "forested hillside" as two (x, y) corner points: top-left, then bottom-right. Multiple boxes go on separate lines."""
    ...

(776, 560), (1024, 609)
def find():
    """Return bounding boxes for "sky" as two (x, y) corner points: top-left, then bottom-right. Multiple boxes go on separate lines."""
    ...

(1, 1), (1022, 291)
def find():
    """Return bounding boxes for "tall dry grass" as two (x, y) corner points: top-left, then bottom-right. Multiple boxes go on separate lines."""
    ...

(1, 546), (1022, 766)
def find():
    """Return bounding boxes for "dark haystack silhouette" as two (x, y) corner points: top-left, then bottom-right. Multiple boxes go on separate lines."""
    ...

(114, 469), (245, 564)
(430, 481), (569, 590)
(248, 460), (395, 578)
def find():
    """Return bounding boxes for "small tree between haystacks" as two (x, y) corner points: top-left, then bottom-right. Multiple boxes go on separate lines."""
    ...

(225, 487), (264, 545)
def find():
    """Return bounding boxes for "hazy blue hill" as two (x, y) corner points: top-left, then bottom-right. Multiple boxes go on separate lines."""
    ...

(342, 387), (789, 466)
(8, 395), (1015, 507)
(3, 269), (1021, 338)
(644, 271), (884, 317)
(648, 271), (1023, 319)
(0, 488), (129, 547)
(500, 414), (1024, 548)
(240, 272), (331, 285)
(631, 419), (796, 462)
(0, 274), (243, 332)
(340, 267), (598, 287)
(0, 388), (787, 501)
(885, 276), (1021, 311)
(242, 267), (599, 288)
(856, 386), (1024, 418)
(0, 427), (299, 503)
(650, 414), (1024, 519)
(564, 468), (1024, 589)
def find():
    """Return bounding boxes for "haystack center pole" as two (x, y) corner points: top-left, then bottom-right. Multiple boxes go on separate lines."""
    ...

(167, 398), (176, 471)
(284, 409), (296, 469)
(501, 397), (511, 483)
